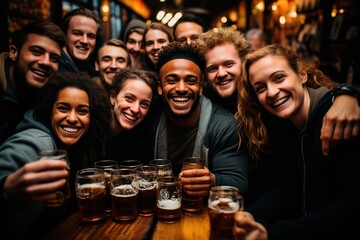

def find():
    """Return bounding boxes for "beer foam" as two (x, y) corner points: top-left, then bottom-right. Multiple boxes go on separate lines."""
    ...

(157, 199), (181, 210)
(112, 184), (137, 197)
(76, 183), (105, 199)
(208, 199), (239, 213)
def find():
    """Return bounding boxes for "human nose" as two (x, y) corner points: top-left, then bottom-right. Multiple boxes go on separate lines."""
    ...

(80, 34), (89, 44)
(217, 66), (227, 78)
(67, 110), (78, 123)
(267, 83), (279, 97)
(134, 43), (141, 51)
(130, 101), (140, 113)
(110, 59), (118, 69)
(176, 80), (188, 92)
(186, 38), (192, 45)
(38, 54), (51, 66)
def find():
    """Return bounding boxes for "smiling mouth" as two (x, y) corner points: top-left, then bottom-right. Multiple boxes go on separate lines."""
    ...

(123, 112), (138, 121)
(62, 126), (81, 133)
(272, 96), (289, 108)
(216, 79), (232, 86)
(32, 69), (50, 78)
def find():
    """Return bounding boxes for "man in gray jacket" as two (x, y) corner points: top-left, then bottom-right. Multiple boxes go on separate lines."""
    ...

(152, 42), (249, 197)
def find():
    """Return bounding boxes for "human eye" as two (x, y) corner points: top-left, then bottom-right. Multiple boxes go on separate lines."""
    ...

(72, 30), (82, 36)
(225, 61), (235, 68)
(78, 107), (90, 115)
(29, 46), (44, 56)
(50, 54), (60, 63)
(274, 73), (285, 82)
(206, 66), (217, 73)
(56, 104), (69, 113)
(186, 77), (198, 85)
(117, 57), (126, 63)
(253, 84), (266, 94)
(125, 95), (134, 102)
(178, 38), (186, 44)
(165, 76), (177, 84)
(145, 41), (153, 47)
(140, 101), (150, 109)
(88, 33), (96, 40)
(102, 56), (111, 62)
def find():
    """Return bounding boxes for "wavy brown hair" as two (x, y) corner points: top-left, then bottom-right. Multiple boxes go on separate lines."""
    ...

(235, 44), (335, 165)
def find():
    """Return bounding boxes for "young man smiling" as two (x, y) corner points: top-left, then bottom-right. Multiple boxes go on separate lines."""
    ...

(59, 7), (100, 76)
(151, 42), (249, 197)
(0, 20), (65, 144)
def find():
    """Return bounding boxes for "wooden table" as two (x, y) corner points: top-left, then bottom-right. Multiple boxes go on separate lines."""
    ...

(47, 206), (210, 240)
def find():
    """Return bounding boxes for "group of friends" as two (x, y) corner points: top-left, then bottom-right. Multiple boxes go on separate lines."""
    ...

(0, 7), (359, 240)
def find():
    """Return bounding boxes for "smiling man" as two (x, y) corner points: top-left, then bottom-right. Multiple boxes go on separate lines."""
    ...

(59, 7), (100, 77)
(152, 42), (249, 198)
(95, 38), (131, 90)
(0, 20), (65, 144)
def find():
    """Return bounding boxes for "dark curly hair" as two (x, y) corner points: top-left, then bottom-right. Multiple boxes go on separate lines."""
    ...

(34, 71), (112, 167)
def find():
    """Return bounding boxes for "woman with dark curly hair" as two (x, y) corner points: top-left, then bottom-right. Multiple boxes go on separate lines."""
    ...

(0, 71), (112, 239)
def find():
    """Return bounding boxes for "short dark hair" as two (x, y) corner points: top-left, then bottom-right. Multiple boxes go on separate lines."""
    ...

(156, 41), (205, 72)
(62, 7), (101, 34)
(173, 13), (205, 37)
(11, 20), (66, 52)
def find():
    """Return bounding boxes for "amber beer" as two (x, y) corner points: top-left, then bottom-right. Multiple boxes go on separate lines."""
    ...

(157, 199), (181, 223)
(137, 185), (157, 216)
(111, 185), (138, 221)
(181, 157), (204, 213)
(77, 183), (106, 223)
(208, 186), (243, 240)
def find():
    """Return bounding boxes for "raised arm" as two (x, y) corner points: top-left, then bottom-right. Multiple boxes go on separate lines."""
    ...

(321, 85), (360, 155)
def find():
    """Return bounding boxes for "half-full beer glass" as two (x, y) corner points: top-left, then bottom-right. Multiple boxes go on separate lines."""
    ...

(181, 157), (204, 214)
(208, 186), (243, 240)
(136, 166), (158, 216)
(75, 168), (106, 223)
(38, 150), (71, 207)
(94, 160), (118, 214)
(157, 176), (182, 223)
(111, 168), (139, 222)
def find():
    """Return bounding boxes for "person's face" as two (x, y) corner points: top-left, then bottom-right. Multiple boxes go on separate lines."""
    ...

(248, 36), (266, 51)
(126, 31), (144, 60)
(158, 59), (203, 117)
(51, 87), (90, 149)
(10, 34), (61, 89)
(249, 55), (308, 126)
(110, 79), (152, 131)
(145, 29), (170, 64)
(205, 42), (241, 98)
(65, 15), (98, 61)
(175, 22), (203, 44)
(95, 45), (129, 85)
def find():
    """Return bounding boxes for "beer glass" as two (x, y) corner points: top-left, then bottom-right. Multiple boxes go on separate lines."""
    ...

(111, 168), (139, 222)
(94, 160), (118, 214)
(149, 159), (173, 177)
(75, 168), (107, 223)
(181, 157), (204, 214)
(136, 165), (158, 216)
(208, 186), (243, 240)
(119, 160), (143, 169)
(156, 176), (182, 223)
(38, 150), (71, 207)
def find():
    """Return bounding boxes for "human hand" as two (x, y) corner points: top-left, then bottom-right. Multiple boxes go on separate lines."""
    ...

(233, 211), (268, 240)
(179, 167), (215, 196)
(3, 160), (69, 202)
(321, 95), (360, 156)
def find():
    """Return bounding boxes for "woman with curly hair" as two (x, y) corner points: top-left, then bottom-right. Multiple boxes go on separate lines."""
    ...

(0, 71), (111, 238)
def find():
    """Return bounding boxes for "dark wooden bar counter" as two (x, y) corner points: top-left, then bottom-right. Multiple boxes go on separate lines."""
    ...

(47, 206), (210, 240)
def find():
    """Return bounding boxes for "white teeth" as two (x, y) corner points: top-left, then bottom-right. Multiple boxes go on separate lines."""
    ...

(63, 127), (79, 133)
(272, 97), (288, 107)
(172, 97), (189, 102)
(33, 70), (48, 77)
(217, 80), (231, 86)
(123, 112), (136, 121)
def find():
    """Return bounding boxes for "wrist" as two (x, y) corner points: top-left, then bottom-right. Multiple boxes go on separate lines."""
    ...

(331, 85), (360, 106)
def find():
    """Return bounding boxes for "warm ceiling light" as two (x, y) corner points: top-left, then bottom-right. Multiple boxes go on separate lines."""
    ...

(102, 5), (109, 13)
(161, 13), (173, 24)
(279, 16), (286, 25)
(168, 12), (183, 27)
(221, 16), (227, 23)
(156, 11), (166, 21)
(272, 4), (277, 11)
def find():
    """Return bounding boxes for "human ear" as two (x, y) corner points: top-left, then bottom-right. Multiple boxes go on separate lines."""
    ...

(9, 45), (18, 61)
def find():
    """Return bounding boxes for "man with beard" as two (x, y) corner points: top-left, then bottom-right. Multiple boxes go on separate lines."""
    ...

(0, 20), (65, 144)
(150, 42), (249, 196)
(124, 19), (147, 70)
(59, 7), (100, 77)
